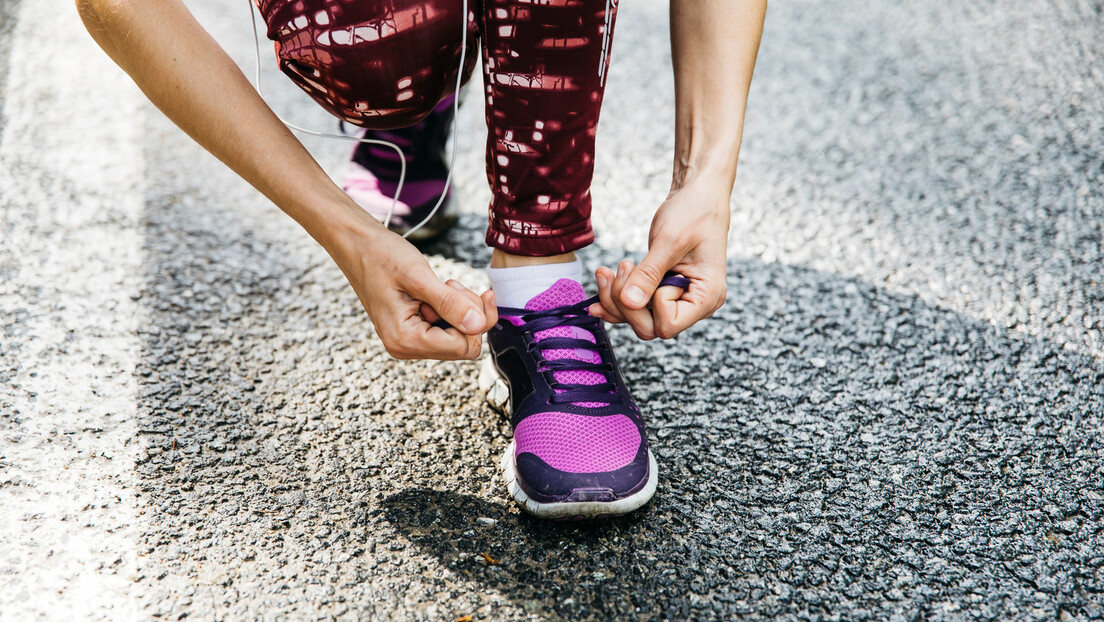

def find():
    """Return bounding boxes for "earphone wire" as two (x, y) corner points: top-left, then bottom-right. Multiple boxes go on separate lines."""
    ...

(246, 0), (467, 239)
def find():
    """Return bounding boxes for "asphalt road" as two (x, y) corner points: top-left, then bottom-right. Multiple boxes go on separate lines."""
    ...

(2, 0), (1103, 620)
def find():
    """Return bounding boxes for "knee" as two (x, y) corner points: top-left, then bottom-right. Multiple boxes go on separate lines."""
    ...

(279, 51), (444, 129)
(267, 0), (473, 129)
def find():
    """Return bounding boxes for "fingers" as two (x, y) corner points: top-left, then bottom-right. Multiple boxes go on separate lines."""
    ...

(651, 283), (695, 339)
(341, 232), (495, 360)
(593, 265), (626, 324)
(593, 263), (674, 340)
(381, 272), (495, 361)
(379, 306), (481, 360)
(408, 275), (489, 336)
(587, 302), (621, 324)
(594, 260), (710, 340)
(418, 289), (496, 329)
(611, 260), (656, 340)
(479, 289), (499, 330)
(419, 303), (441, 325)
(404, 318), (484, 361)
(445, 280), (497, 333)
(620, 245), (680, 310)
(608, 240), (683, 340)
(652, 273), (727, 339)
(408, 282), (494, 360)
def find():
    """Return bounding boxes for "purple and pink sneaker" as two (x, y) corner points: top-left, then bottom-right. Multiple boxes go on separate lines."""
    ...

(479, 275), (688, 519)
(342, 97), (458, 241)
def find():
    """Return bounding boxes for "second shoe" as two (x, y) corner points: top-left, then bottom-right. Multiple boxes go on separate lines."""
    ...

(342, 96), (458, 241)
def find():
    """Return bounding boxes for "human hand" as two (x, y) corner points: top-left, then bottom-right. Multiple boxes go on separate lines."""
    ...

(330, 215), (497, 360)
(589, 179), (729, 340)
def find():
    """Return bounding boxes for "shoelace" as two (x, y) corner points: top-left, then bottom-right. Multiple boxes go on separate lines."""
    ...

(445, 274), (692, 406)
(500, 296), (622, 405)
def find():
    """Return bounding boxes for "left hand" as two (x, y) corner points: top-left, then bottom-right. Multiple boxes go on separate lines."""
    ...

(589, 178), (730, 340)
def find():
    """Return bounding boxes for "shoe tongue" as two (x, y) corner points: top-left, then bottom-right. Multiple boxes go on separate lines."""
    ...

(523, 279), (608, 407)
(525, 278), (586, 311)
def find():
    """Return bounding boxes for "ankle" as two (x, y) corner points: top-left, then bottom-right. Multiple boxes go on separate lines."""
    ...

(490, 249), (577, 269)
(486, 255), (583, 308)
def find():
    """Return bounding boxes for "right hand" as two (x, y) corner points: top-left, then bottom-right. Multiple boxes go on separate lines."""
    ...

(330, 215), (497, 360)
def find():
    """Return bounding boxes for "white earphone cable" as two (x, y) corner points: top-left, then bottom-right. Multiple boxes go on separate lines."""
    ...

(246, 0), (467, 239)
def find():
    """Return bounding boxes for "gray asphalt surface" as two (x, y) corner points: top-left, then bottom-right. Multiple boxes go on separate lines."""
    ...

(2, 0), (1103, 620)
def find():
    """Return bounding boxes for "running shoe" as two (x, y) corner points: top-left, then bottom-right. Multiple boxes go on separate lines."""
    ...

(342, 97), (458, 241)
(479, 274), (690, 519)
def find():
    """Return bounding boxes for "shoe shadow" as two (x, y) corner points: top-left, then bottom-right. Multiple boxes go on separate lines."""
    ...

(378, 488), (683, 620)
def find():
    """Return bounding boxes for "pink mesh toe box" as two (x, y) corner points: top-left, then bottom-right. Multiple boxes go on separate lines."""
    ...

(514, 412), (642, 473)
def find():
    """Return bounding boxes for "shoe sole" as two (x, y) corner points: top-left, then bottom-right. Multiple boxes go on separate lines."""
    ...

(478, 357), (659, 520)
(478, 356), (512, 415)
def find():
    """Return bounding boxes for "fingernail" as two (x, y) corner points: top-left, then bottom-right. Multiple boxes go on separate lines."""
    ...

(625, 285), (646, 305)
(597, 273), (608, 288)
(462, 309), (482, 332)
(448, 281), (465, 290)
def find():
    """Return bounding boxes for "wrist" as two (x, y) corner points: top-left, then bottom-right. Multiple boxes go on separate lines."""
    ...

(669, 160), (738, 205)
(299, 190), (388, 262)
(670, 133), (741, 196)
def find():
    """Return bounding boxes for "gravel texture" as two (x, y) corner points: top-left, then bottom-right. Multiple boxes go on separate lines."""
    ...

(2, 0), (1103, 620)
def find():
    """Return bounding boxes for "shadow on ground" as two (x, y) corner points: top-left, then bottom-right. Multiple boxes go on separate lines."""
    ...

(134, 206), (1103, 620)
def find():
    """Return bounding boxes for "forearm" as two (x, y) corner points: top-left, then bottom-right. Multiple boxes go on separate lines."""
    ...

(76, 0), (375, 250)
(669, 0), (766, 195)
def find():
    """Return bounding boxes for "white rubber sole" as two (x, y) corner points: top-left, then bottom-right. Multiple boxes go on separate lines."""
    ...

(500, 440), (659, 520)
(478, 356), (511, 415)
(479, 357), (659, 519)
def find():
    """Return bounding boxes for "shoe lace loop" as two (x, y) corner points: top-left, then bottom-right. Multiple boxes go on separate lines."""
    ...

(500, 296), (621, 406)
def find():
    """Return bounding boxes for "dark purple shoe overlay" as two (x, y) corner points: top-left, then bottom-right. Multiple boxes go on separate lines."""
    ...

(512, 446), (652, 504)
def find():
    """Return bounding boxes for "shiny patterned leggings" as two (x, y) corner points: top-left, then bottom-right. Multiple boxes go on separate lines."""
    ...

(257, 0), (619, 256)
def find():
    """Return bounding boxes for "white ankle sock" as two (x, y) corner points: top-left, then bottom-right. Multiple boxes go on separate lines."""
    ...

(487, 260), (583, 308)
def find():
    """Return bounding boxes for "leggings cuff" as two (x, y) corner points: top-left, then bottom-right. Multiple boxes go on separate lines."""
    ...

(485, 219), (594, 257)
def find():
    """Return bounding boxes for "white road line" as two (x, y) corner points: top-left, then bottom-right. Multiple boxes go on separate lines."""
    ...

(0, 1), (144, 618)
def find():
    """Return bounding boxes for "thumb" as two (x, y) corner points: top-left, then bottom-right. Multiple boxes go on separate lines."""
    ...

(408, 276), (487, 335)
(621, 247), (680, 310)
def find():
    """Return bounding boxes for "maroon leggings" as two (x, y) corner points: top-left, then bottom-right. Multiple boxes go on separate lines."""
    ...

(256, 0), (619, 256)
